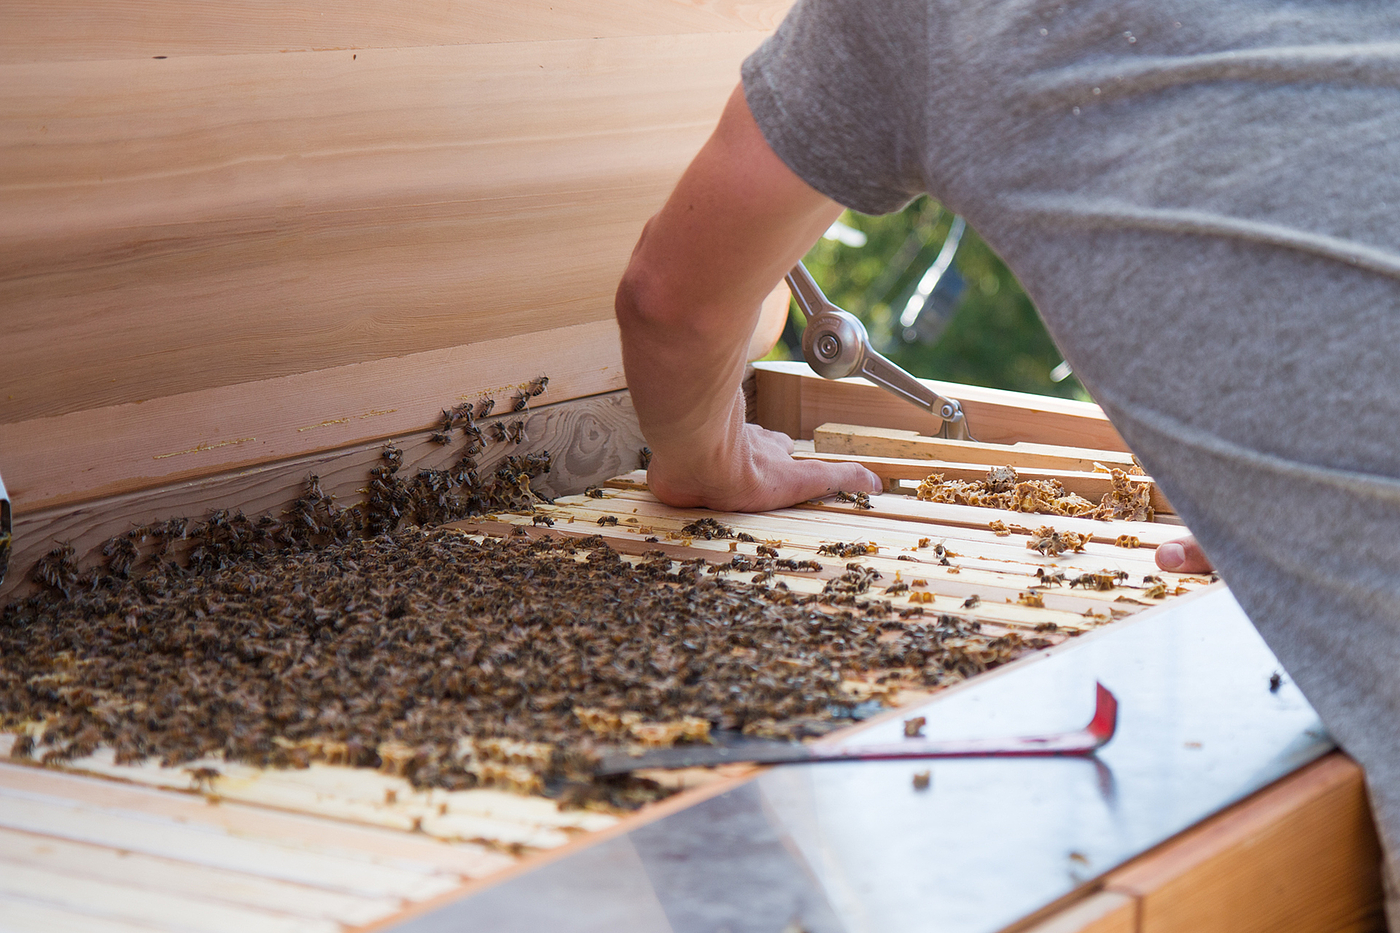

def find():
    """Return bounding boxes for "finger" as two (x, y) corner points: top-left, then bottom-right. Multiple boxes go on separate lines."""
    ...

(1156, 536), (1214, 573)
(783, 460), (884, 505)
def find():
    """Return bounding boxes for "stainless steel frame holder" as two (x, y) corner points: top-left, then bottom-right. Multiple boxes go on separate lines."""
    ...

(787, 262), (973, 440)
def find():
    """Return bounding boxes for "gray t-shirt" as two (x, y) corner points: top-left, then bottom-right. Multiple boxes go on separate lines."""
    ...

(745, 0), (1400, 893)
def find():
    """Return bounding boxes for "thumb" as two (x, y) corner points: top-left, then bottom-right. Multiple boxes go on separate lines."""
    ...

(1156, 536), (1213, 573)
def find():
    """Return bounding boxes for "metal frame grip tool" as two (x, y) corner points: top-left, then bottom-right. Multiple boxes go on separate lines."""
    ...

(787, 262), (973, 440)
(595, 682), (1117, 774)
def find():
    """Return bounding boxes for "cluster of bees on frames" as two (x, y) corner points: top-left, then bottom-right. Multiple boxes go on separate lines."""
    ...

(0, 373), (1044, 810)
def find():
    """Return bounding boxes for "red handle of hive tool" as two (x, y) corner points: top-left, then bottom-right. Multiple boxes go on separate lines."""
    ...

(808, 681), (1118, 763)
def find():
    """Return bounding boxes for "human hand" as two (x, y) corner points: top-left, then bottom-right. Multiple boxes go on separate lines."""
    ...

(1156, 535), (1213, 574)
(645, 421), (882, 513)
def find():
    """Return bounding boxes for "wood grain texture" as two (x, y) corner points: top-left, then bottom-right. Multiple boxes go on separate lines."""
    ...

(606, 469), (1184, 548)
(1, 33), (756, 426)
(0, 828), (398, 926)
(793, 450), (1173, 515)
(0, 0), (794, 63)
(1, 390), (644, 601)
(1105, 752), (1385, 933)
(755, 362), (1129, 451)
(0, 860), (337, 933)
(814, 424), (1138, 473)
(0, 319), (623, 514)
(1012, 891), (1137, 933)
(0, 762), (506, 882)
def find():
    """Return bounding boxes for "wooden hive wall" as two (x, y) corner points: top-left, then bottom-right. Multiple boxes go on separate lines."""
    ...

(0, 0), (793, 595)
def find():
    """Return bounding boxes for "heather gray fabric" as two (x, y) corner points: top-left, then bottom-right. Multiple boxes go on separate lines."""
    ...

(745, 0), (1400, 915)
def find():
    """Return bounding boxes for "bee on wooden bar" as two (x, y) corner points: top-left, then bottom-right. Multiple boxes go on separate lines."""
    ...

(532, 514), (555, 527)
(478, 398), (496, 418)
(527, 375), (549, 397)
(511, 392), (530, 413)
(585, 486), (605, 498)
(430, 431), (454, 445)
(962, 595), (981, 609)
(597, 515), (619, 526)
(489, 422), (509, 443)
(382, 444), (404, 473)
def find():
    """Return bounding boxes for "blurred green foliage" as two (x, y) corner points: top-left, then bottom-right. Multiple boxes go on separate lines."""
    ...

(767, 197), (1087, 401)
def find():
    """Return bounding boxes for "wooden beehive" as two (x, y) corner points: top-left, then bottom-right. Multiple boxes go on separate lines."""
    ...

(0, 3), (1386, 932)
(0, 0), (800, 599)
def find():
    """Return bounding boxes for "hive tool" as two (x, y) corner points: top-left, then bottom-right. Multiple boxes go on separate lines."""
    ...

(594, 682), (1116, 774)
(788, 261), (974, 440)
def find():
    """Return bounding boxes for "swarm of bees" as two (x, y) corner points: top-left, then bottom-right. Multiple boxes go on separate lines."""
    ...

(0, 373), (1057, 812)
(1, 523), (1045, 810)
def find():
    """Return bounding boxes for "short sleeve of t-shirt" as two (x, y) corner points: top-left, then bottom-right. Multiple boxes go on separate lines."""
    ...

(741, 0), (931, 215)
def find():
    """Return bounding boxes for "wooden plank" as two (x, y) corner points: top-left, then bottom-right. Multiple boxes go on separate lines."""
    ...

(813, 424), (1138, 473)
(753, 362), (1130, 451)
(457, 518), (1135, 634)
(2, 389), (643, 601)
(800, 493), (1180, 548)
(0, 0), (794, 63)
(605, 470), (1183, 548)
(0, 860), (339, 933)
(0, 763), (508, 880)
(1, 32), (757, 426)
(0, 894), (182, 933)
(0, 321), (626, 516)
(1011, 891), (1138, 933)
(1103, 752), (1384, 933)
(753, 358), (805, 439)
(548, 489), (1174, 582)
(50, 751), (607, 851)
(0, 827), (400, 926)
(792, 449), (1173, 516)
(0, 789), (461, 899)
